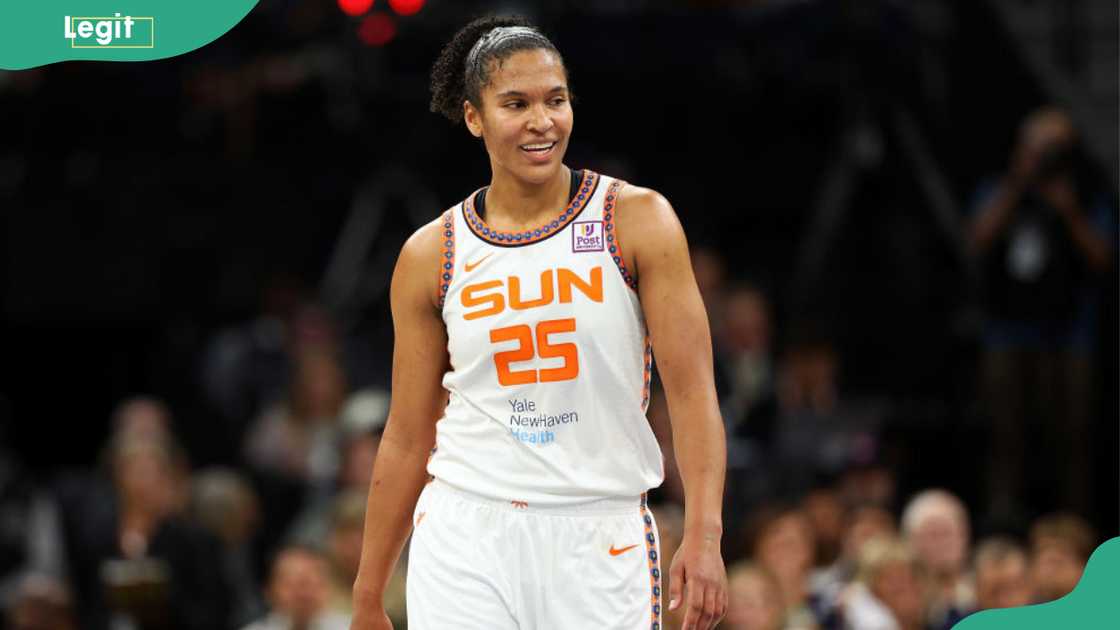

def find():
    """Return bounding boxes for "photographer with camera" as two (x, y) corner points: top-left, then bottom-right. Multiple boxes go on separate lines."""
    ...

(969, 107), (1113, 527)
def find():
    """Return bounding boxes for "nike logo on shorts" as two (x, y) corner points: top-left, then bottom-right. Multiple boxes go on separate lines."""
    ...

(609, 544), (639, 556)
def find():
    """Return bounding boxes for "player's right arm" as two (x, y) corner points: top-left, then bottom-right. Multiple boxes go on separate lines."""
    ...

(351, 219), (450, 630)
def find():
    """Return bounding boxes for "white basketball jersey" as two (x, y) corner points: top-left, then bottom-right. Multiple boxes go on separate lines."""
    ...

(428, 169), (664, 506)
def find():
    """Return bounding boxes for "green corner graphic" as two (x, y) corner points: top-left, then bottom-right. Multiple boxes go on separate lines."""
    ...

(0, 1), (258, 70)
(956, 537), (1120, 629)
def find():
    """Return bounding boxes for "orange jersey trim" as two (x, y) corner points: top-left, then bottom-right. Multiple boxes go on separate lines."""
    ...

(438, 210), (455, 308)
(602, 179), (637, 291)
(641, 500), (662, 628)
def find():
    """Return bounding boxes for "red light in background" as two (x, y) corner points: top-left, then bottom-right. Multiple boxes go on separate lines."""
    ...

(388, 0), (425, 16)
(338, 0), (374, 17)
(358, 13), (397, 46)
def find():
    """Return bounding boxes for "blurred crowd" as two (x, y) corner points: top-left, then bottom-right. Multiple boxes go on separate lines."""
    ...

(0, 0), (1115, 626)
(0, 107), (1111, 630)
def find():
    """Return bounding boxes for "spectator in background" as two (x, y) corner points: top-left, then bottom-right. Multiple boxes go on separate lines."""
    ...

(810, 503), (897, 627)
(841, 537), (928, 630)
(322, 491), (405, 625)
(1028, 512), (1096, 603)
(724, 562), (784, 630)
(718, 285), (778, 451)
(200, 279), (325, 435)
(690, 246), (728, 326)
(900, 490), (974, 629)
(802, 487), (845, 570)
(104, 397), (192, 516)
(5, 573), (75, 630)
(191, 468), (266, 629)
(241, 545), (348, 630)
(745, 505), (819, 629)
(244, 347), (349, 488)
(0, 443), (65, 610)
(286, 388), (388, 546)
(971, 537), (1031, 611)
(969, 107), (1114, 522)
(61, 435), (230, 630)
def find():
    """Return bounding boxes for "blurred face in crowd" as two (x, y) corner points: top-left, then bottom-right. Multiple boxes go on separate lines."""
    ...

(871, 559), (926, 630)
(1030, 539), (1085, 602)
(113, 442), (177, 518)
(465, 49), (573, 187)
(909, 508), (969, 577)
(802, 489), (844, 566)
(756, 511), (815, 601)
(112, 398), (171, 443)
(723, 289), (770, 355)
(292, 350), (347, 422)
(975, 551), (1031, 610)
(844, 506), (896, 562)
(725, 567), (783, 630)
(269, 548), (331, 624)
(1015, 108), (1075, 175)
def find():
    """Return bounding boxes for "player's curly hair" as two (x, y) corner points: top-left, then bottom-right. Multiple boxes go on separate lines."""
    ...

(429, 15), (566, 124)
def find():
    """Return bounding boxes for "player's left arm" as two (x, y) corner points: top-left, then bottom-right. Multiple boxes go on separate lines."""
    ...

(616, 185), (727, 630)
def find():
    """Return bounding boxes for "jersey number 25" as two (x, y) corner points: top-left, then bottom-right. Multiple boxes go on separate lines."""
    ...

(489, 318), (578, 386)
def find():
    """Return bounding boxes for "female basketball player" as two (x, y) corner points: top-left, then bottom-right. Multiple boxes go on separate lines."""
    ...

(351, 16), (727, 630)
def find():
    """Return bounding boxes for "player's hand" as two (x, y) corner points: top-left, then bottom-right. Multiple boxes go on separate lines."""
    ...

(349, 606), (393, 630)
(667, 533), (727, 630)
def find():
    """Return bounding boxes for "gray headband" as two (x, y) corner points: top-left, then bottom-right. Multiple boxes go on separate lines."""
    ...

(464, 26), (552, 78)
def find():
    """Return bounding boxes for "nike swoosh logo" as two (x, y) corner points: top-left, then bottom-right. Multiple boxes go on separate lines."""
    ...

(464, 253), (493, 272)
(609, 544), (640, 556)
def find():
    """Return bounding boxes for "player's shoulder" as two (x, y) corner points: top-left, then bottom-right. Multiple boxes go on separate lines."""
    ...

(612, 182), (684, 245)
(399, 210), (454, 266)
(393, 210), (455, 308)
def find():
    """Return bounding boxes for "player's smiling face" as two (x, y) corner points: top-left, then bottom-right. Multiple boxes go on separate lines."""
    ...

(465, 48), (573, 186)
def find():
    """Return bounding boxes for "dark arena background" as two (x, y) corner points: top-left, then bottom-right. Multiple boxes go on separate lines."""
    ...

(1, 1), (1117, 629)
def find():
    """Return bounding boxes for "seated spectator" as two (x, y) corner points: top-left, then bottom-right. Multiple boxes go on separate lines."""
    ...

(318, 489), (407, 625)
(972, 537), (1031, 611)
(1028, 512), (1096, 603)
(746, 505), (819, 629)
(810, 503), (897, 627)
(244, 348), (349, 487)
(724, 562), (784, 630)
(901, 489), (975, 629)
(0, 445), (65, 609)
(286, 388), (388, 547)
(5, 572), (76, 630)
(61, 435), (230, 630)
(718, 284), (777, 445)
(191, 467), (266, 628)
(841, 537), (928, 630)
(803, 486), (845, 570)
(241, 545), (348, 630)
(102, 396), (191, 516)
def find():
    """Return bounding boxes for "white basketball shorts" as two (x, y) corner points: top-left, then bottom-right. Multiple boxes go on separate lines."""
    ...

(406, 479), (663, 629)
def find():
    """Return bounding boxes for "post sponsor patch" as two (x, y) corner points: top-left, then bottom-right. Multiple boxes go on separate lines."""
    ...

(572, 221), (604, 252)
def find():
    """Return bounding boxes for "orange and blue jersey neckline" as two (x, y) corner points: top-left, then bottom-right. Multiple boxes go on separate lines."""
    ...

(462, 169), (600, 247)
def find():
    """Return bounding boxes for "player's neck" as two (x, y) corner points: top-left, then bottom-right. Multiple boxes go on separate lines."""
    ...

(485, 165), (570, 227)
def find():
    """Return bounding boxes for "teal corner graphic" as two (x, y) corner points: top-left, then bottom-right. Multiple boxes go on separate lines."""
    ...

(1, 1), (258, 70)
(956, 537), (1120, 629)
